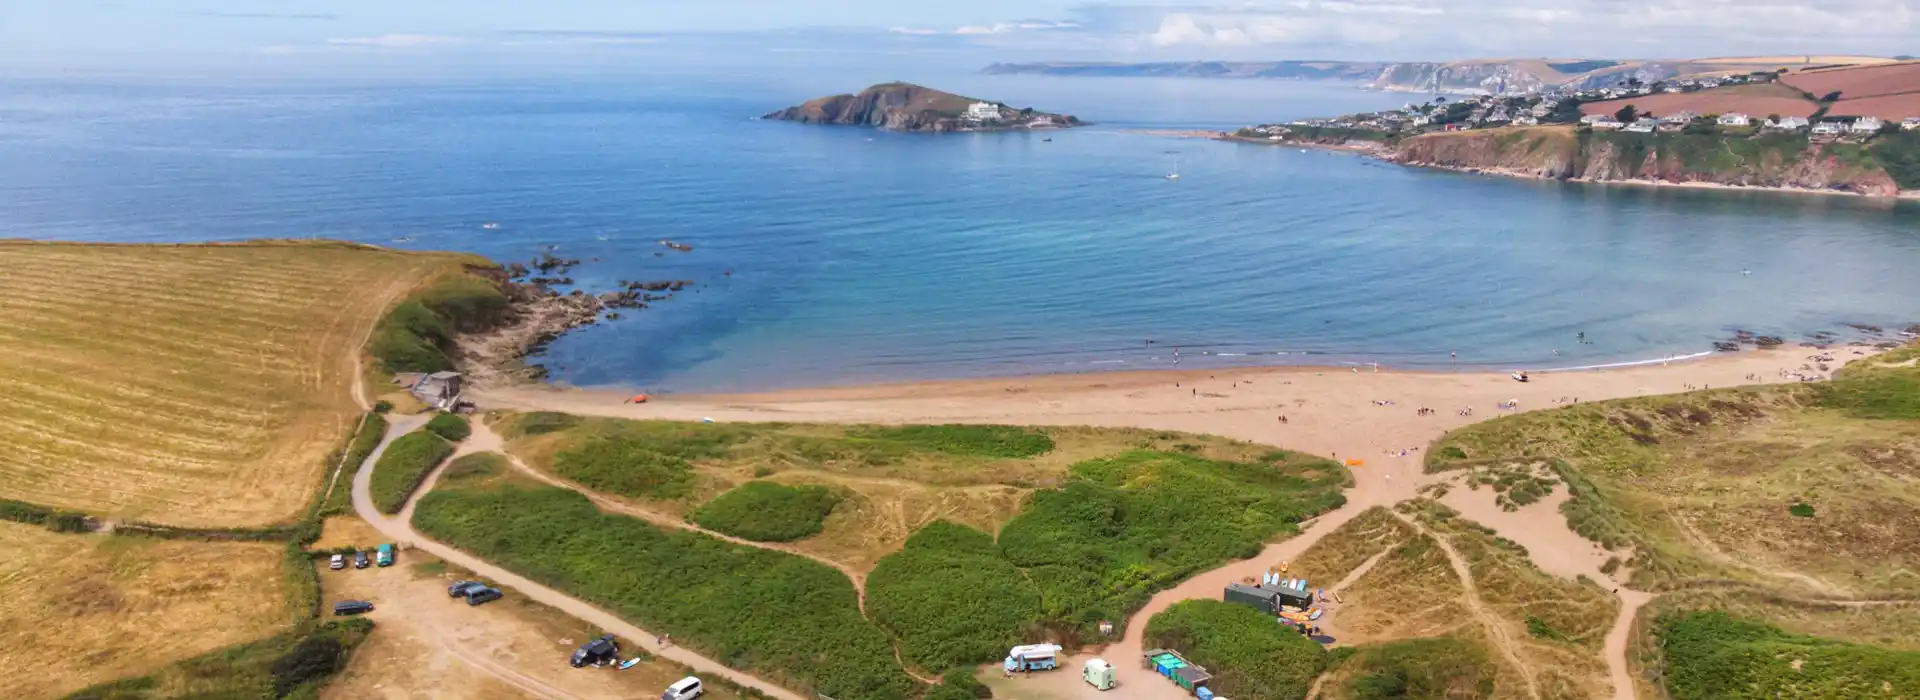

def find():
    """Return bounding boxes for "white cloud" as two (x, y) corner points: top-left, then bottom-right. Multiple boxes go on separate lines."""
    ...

(326, 34), (465, 48)
(954, 20), (1082, 35)
(888, 27), (941, 35)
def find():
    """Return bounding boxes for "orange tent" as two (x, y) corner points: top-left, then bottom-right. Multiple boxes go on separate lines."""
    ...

(626, 394), (650, 404)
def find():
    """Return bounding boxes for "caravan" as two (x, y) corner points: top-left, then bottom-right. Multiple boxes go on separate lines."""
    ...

(1004, 644), (1063, 672)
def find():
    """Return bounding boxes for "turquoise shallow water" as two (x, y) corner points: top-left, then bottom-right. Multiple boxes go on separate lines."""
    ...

(3, 74), (1918, 392)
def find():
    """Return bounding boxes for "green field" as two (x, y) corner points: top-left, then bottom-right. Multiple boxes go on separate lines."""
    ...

(689, 481), (844, 542)
(412, 475), (916, 700)
(1655, 611), (1920, 699)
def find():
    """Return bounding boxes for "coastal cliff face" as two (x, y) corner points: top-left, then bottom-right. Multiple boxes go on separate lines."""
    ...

(763, 82), (1080, 133)
(1390, 127), (1915, 196)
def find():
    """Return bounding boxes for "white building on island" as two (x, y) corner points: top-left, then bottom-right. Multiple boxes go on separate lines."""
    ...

(964, 102), (1001, 122)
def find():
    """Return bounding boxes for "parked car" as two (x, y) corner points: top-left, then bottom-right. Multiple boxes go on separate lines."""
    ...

(353, 550), (371, 569)
(376, 543), (395, 567)
(571, 634), (619, 668)
(663, 676), (704, 700)
(333, 600), (374, 616)
(448, 580), (485, 597)
(466, 587), (503, 606)
(328, 554), (346, 570)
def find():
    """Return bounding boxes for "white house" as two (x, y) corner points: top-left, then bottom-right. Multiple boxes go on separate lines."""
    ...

(1852, 116), (1884, 133)
(1662, 110), (1700, 125)
(1590, 118), (1625, 130)
(1903, 117), (1920, 130)
(1811, 121), (1845, 136)
(1717, 113), (1751, 127)
(1579, 114), (1604, 125)
(1512, 115), (1539, 126)
(1768, 116), (1810, 130)
(1411, 115), (1433, 126)
(964, 102), (1001, 122)
(1624, 121), (1656, 133)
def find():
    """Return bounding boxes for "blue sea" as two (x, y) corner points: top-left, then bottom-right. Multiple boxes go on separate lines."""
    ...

(5, 71), (1919, 393)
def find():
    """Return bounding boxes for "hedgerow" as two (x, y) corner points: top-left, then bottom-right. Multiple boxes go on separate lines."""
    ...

(424, 413), (471, 442)
(998, 450), (1346, 636)
(64, 619), (373, 700)
(689, 481), (842, 542)
(867, 521), (1043, 670)
(368, 431), (453, 514)
(1145, 599), (1327, 700)
(0, 498), (90, 533)
(321, 412), (387, 515)
(413, 485), (915, 700)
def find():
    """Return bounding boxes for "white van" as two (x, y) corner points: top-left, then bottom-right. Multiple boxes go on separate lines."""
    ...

(662, 676), (703, 700)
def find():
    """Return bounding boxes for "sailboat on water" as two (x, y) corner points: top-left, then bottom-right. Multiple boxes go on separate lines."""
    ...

(1164, 150), (1181, 180)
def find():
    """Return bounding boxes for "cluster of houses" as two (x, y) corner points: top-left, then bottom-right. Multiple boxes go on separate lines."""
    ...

(1579, 112), (1920, 137)
(960, 101), (1062, 130)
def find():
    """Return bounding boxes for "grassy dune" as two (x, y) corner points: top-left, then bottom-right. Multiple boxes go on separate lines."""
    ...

(0, 241), (467, 527)
(0, 522), (288, 699)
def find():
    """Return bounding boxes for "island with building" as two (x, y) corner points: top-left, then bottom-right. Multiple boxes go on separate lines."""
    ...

(762, 82), (1082, 133)
(1230, 60), (1920, 196)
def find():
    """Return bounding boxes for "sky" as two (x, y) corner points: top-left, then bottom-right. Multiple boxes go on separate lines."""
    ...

(2, 0), (1915, 78)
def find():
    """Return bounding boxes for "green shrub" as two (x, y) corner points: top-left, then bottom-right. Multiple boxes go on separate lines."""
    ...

(368, 273), (509, 374)
(269, 634), (345, 697)
(414, 273), (511, 332)
(368, 431), (454, 514)
(441, 452), (509, 485)
(1657, 611), (1920, 699)
(940, 667), (992, 699)
(1871, 131), (1920, 190)
(867, 521), (1043, 670)
(425, 413), (471, 442)
(852, 425), (1055, 458)
(554, 436), (700, 500)
(413, 485), (915, 700)
(689, 481), (842, 542)
(508, 411), (580, 437)
(1789, 502), (1816, 517)
(1526, 615), (1568, 641)
(0, 497), (92, 533)
(999, 450), (1346, 635)
(323, 413), (388, 515)
(372, 400), (393, 414)
(1145, 600), (1327, 700)
(1340, 636), (1495, 700)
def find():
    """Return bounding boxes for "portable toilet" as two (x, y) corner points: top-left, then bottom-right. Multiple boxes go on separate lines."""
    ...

(1083, 658), (1116, 690)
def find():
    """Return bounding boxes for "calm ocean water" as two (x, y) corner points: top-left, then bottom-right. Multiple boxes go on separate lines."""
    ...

(4, 73), (1919, 392)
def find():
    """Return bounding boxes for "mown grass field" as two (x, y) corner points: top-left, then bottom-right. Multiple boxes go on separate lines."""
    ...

(1427, 359), (1920, 593)
(0, 522), (289, 699)
(497, 414), (1302, 572)
(0, 241), (468, 527)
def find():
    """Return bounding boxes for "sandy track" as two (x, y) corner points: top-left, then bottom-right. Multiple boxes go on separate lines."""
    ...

(350, 417), (804, 700)
(480, 347), (1885, 700)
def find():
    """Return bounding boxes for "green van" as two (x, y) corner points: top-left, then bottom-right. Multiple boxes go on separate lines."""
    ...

(376, 543), (395, 567)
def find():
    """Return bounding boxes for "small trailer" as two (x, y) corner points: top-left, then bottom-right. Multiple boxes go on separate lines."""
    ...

(1082, 658), (1116, 690)
(1142, 649), (1212, 697)
(1005, 644), (1062, 673)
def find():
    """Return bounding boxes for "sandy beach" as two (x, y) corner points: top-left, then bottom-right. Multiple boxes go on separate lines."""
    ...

(477, 344), (1885, 700)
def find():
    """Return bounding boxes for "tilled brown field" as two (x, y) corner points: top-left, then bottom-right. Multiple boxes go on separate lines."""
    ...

(0, 241), (457, 527)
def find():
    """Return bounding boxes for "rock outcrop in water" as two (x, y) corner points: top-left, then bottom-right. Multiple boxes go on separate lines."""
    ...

(763, 82), (1082, 133)
(1388, 126), (1912, 196)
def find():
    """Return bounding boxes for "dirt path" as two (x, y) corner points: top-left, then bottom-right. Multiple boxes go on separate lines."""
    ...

(350, 418), (805, 700)
(1399, 514), (1541, 700)
(477, 348), (1887, 700)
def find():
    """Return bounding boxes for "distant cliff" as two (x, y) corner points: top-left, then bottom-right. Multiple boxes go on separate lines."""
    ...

(982, 58), (1862, 95)
(763, 82), (1081, 133)
(1388, 126), (1920, 196)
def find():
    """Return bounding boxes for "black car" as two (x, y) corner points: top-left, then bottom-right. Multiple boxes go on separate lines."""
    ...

(570, 634), (619, 668)
(353, 551), (371, 569)
(448, 580), (485, 597)
(466, 587), (503, 606)
(333, 600), (374, 616)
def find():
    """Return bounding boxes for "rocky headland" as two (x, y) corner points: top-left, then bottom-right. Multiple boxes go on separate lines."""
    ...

(763, 82), (1081, 133)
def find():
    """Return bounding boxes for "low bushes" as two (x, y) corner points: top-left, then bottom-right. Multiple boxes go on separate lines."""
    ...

(1656, 611), (1920, 699)
(322, 412), (388, 515)
(425, 413), (471, 442)
(850, 425), (1055, 458)
(998, 450), (1346, 636)
(441, 452), (509, 485)
(368, 431), (454, 514)
(1337, 636), (1496, 700)
(1814, 370), (1920, 420)
(867, 521), (1042, 670)
(505, 411), (579, 437)
(548, 421), (760, 500)
(689, 481), (842, 542)
(1145, 600), (1327, 700)
(413, 484), (915, 700)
